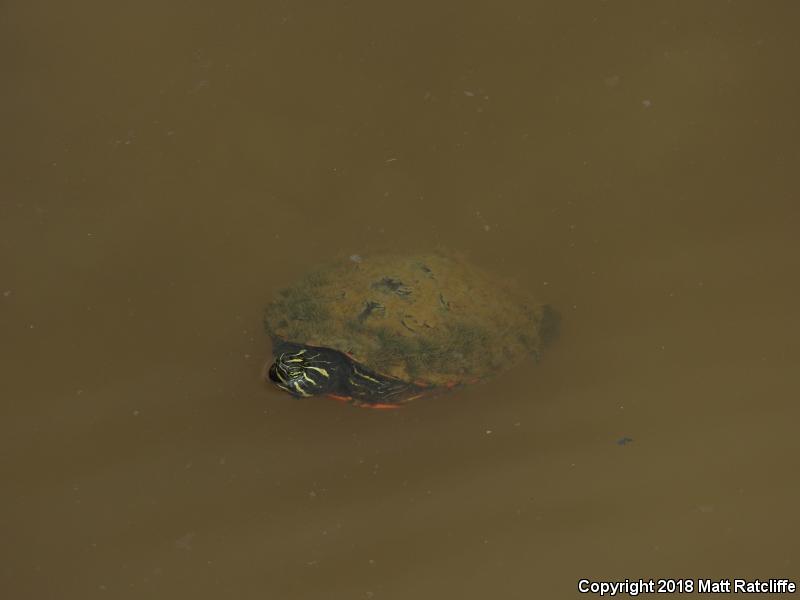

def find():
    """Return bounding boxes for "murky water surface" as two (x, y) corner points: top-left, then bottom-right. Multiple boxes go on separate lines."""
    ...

(3, 2), (798, 598)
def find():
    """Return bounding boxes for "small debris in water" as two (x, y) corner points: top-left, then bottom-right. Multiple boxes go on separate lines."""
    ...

(604, 75), (621, 88)
(188, 79), (209, 94)
(349, 254), (363, 263)
(2, 290), (11, 297)
(642, 99), (652, 108)
(464, 90), (475, 97)
(616, 437), (634, 446)
(174, 532), (195, 550)
(475, 209), (492, 231)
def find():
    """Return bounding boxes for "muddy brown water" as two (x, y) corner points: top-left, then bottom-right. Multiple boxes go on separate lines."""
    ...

(2, 2), (799, 599)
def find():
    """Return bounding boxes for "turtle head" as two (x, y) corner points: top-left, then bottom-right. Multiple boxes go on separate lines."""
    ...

(266, 345), (346, 398)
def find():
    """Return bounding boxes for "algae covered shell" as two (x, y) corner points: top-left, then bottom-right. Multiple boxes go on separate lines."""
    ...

(264, 252), (557, 389)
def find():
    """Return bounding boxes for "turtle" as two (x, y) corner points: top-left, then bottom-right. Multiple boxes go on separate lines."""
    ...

(263, 252), (558, 408)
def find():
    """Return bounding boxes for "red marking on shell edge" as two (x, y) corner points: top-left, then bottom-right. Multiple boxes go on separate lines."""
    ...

(327, 394), (352, 403)
(325, 393), (403, 410)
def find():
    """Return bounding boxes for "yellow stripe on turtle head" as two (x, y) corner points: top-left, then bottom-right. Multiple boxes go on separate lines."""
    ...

(352, 366), (381, 384)
(304, 366), (330, 378)
(291, 381), (312, 397)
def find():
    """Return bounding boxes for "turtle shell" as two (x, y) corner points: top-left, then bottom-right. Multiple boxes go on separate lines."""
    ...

(264, 252), (556, 387)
